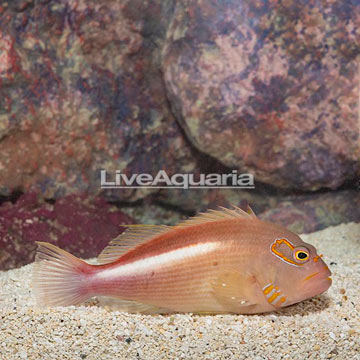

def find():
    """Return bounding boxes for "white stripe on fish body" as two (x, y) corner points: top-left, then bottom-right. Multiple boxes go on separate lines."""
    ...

(95, 242), (221, 280)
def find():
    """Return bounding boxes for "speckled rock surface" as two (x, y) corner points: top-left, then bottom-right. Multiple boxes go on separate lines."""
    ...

(155, 187), (278, 214)
(258, 190), (360, 234)
(0, 0), (359, 202)
(1, 223), (359, 360)
(151, 188), (360, 233)
(163, 0), (360, 190)
(0, 0), (201, 201)
(0, 193), (133, 271)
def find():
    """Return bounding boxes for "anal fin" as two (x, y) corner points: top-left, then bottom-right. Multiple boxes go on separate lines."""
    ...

(97, 296), (172, 314)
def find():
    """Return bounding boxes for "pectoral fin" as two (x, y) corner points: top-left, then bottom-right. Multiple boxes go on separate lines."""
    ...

(211, 271), (259, 312)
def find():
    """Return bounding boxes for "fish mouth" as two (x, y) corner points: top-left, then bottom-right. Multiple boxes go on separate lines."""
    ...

(303, 266), (332, 283)
(302, 266), (332, 296)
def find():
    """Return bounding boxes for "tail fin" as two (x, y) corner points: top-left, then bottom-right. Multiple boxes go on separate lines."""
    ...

(33, 242), (94, 307)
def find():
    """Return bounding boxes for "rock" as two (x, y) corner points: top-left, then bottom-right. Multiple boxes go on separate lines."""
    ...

(258, 190), (360, 233)
(163, 0), (360, 190)
(118, 188), (360, 234)
(0, 0), (199, 200)
(0, 193), (133, 270)
(155, 186), (279, 214)
(119, 201), (189, 226)
(0, 0), (359, 206)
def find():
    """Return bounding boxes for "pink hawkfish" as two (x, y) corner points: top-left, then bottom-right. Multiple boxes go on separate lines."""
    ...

(33, 205), (332, 314)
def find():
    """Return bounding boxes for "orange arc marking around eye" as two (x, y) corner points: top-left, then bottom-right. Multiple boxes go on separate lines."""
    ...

(270, 238), (302, 266)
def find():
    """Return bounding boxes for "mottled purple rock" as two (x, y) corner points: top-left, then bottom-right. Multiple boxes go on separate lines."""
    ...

(156, 187), (279, 214)
(259, 190), (360, 234)
(0, 193), (133, 270)
(154, 187), (360, 233)
(0, 0), (199, 200)
(163, 0), (360, 190)
(0, 0), (359, 210)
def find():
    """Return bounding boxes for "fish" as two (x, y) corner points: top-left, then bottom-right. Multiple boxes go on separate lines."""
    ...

(32, 205), (332, 314)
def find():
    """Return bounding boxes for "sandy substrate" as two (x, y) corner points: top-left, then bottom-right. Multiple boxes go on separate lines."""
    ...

(1, 223), (359, 360)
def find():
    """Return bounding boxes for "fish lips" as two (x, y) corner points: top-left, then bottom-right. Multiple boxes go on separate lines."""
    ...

(302, 266), (332, 298)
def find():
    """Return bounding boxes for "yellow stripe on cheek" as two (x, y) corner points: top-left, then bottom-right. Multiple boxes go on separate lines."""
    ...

(304, 272), (319, 282)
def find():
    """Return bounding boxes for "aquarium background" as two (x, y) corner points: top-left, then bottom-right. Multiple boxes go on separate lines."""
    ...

(0, 0), (359, 270)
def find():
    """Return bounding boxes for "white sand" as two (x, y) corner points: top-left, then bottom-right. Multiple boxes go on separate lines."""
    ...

(1, 223), (359, 360)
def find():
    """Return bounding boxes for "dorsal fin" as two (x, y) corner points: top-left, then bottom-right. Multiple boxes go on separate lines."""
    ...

(97, 225), (171, 264)
(97, 205), (256, 264)
(246, 204), (257, 218)
(175, 204), (256, 228)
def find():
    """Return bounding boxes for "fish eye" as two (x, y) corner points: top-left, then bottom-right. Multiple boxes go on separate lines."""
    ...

(296, 251), (308, 259)
(293, 247), (310, 263)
